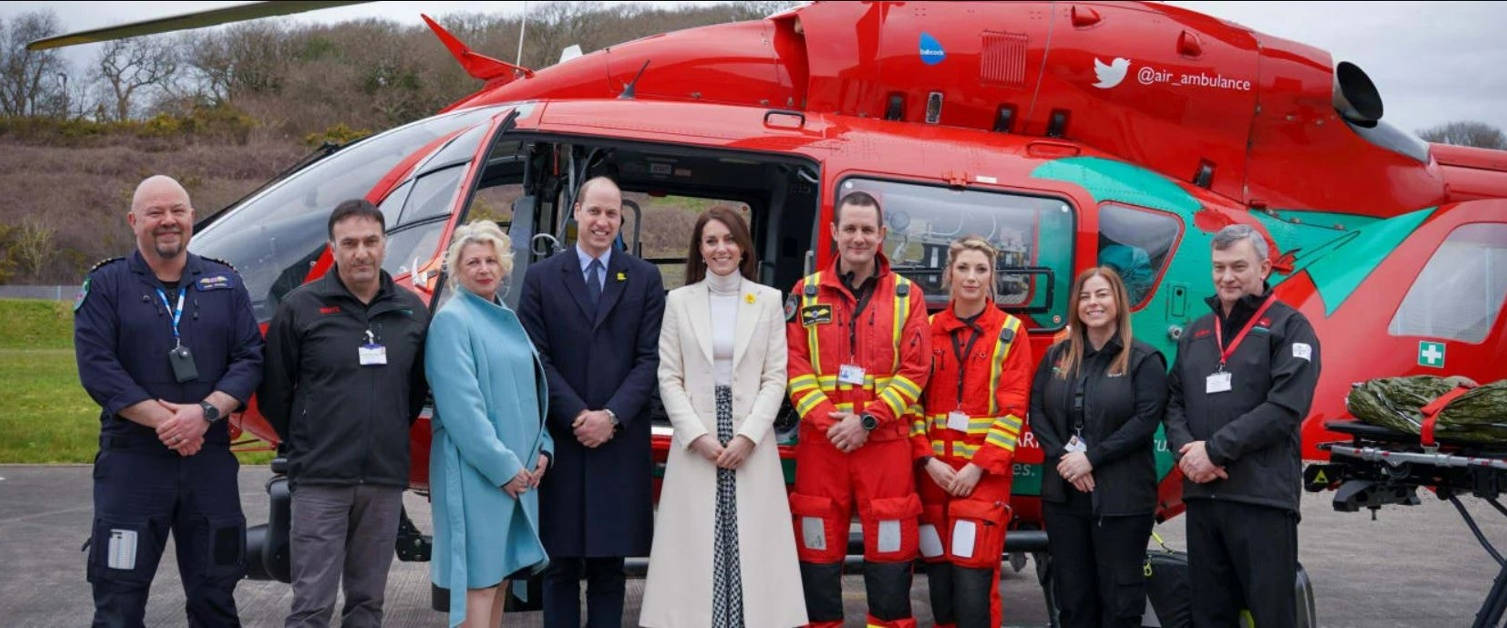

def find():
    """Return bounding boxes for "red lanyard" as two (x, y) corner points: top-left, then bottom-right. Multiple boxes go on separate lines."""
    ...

(1213, 296), (1275, 369)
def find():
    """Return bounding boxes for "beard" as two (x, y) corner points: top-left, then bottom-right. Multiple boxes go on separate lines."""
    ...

(152, 232), (185, 258)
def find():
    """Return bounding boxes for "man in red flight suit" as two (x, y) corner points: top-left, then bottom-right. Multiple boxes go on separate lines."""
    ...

(910, 236), (1033, 628)
(786, 191), (932, 628)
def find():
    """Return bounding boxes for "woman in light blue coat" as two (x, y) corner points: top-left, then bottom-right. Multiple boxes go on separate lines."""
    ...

(426, 220), (552, 628)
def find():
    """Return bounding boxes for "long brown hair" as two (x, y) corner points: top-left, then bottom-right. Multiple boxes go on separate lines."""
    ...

(685, 206), (758, 284)
(1054, 266), (1134, 379)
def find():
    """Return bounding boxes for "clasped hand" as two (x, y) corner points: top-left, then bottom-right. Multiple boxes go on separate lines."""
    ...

(690, 434), (755, 470)
(154, 400), (207, 457)
(825, 412), (869, 453)
(1057, 451), (1096, 493)
(573, 410), (616, 448)
(503, 454), (550, 498)
(924, 459), (984, 497)
(1178, 441), (1229, 484)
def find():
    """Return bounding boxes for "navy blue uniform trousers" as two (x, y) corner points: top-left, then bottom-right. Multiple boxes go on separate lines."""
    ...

(88, 440), (245, 628)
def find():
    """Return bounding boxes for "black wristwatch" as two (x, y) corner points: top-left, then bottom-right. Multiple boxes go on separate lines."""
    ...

(199, 401), (221, 423)
(860, 413), (878, 431)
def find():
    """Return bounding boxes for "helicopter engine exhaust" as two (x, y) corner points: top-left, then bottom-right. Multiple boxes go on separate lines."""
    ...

(1333, 61), (1384, 127)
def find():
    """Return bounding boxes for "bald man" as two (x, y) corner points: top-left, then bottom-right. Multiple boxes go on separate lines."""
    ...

(75, 175), (264, 627)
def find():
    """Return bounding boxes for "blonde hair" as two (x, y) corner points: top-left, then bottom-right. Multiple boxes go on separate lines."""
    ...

(1054, 266), (1134, 379)
(941, 235), (998, 301)
(445, 220), (514, 288)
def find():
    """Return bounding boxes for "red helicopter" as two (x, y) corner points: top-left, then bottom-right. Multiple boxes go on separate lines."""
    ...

(34, 0), (1507, 615)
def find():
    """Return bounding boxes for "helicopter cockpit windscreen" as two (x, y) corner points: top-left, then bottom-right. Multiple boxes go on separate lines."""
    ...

(839, 178), (1075, 331)
(190, 105), (505, 321)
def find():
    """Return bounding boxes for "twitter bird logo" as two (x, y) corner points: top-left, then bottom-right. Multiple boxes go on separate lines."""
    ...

(1094, 57), (1130, 89)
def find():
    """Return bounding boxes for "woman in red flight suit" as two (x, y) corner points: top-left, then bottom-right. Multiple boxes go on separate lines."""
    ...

(910, 235), (1033, 628)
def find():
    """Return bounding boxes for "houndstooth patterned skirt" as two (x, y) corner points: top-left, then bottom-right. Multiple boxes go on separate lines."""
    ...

(712, 385), (745, 628)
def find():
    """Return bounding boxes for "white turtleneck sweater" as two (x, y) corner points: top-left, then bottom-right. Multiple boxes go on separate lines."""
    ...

(706, 270), (740, 387)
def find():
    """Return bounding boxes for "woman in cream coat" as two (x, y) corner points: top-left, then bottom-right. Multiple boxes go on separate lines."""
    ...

(640, 207), (806, 628)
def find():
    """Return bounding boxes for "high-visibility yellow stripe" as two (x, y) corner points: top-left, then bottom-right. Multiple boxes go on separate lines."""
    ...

(987, 316), (1024, 416)
(986, 431), (1017, 451)
(802, 272), (823, 375)
(795, 392), (825, 418)
(891, 277), (911, 372)
(932, 441), (947, 457)
(888, 374), (922, 401)
(790, 374), (821, 394)
(879, 387), (907, 418)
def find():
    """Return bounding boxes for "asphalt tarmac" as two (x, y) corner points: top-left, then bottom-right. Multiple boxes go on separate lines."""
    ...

(0, 464), (1499, 627)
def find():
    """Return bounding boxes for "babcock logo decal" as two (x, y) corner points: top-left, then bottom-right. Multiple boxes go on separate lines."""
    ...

(919, 32), (946, 65)
(1094, 57), (1131, 89)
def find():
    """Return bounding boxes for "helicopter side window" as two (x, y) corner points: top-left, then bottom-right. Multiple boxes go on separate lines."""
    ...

(1388, 223), (1507, 343)
(838, 177), (1075, 330)
(1097, 203), (1182, 309)
(190, 104), (506, 321)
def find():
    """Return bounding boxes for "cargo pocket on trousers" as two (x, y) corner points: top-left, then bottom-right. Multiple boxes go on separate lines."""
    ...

(789, 493), (844, 563)
(860, 493), (922, 562)
(947, 499), (1008, 569)
(87, 517), (161, 588)
(204, 514), (247, 581)
(1113, 564), (1149, 622)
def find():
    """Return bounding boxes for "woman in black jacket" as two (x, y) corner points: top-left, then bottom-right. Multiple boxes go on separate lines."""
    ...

(1029, 266), (1168, 627)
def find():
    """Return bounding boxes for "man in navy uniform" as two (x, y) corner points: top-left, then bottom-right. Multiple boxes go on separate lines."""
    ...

(74, 174), (264, 627)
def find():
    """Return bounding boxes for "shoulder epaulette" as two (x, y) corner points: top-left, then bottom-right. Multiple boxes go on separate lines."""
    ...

(199, 256), (239, 272)
(88, 257), (124, 273)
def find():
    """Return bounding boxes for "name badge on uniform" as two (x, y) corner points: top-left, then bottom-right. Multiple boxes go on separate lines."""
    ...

(359, 330), (386, 366)
(1206, 371), (1232, 394)
(947, 411), (970, 432)
(838, 364), (866, 386)
(1065, 434), (1087, 453)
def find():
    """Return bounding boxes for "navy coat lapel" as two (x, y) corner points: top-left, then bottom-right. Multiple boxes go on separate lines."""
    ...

(559, 254), (595, 321)
(593, 252), (630, 329)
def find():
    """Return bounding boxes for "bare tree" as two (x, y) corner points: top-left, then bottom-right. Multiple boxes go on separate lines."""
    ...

(186, 22), (296, 104)
(91, 36), (181, 121)
(11, 217), (57, 282)
(1418, 121), (1507, 150)
(0, 10), (66, 117)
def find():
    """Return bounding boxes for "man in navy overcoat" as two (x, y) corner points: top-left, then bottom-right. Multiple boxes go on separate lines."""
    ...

(518, 176), (665, 628)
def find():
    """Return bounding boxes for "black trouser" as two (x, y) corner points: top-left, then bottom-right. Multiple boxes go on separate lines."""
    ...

(541, 556), (626, 628)
(1043, 503), (1153, 628)
(1186, 500), (1298, 628)
(88, 443), (245, 628)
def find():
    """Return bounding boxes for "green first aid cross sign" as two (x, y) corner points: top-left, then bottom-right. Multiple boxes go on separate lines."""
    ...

(1418, 341), (1446, 368)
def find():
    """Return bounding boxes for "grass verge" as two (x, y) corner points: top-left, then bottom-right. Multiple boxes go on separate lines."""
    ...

(0, 299), (273, 464)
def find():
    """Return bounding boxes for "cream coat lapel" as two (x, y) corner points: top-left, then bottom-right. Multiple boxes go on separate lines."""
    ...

(732, 278), (760, 369)
(687, 280), (715, 366)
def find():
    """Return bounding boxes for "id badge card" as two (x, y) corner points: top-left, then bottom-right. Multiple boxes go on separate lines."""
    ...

(168, 345), (198, 383)
(947, 411), (971, 432)
(838, 364), (866, 386)
(1206, 371), (1232, 394)
(1065, 434), (1087, 453)
(359, 343), (387, 366)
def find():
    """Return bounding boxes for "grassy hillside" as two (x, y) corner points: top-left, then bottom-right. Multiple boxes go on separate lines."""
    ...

(0, 298), (273, 464)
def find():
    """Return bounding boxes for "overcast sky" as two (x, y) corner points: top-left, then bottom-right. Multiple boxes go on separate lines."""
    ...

(7, 1), (1506, 134)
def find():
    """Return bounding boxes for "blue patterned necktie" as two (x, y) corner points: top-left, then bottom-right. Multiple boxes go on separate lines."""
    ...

(586, 258), (603, 308)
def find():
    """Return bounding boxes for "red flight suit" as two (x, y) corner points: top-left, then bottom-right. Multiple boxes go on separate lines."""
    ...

(786, 253), (931, 628)
(910, 304), (1032, 628)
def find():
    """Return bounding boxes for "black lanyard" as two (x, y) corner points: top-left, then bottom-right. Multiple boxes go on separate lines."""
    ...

(950, 321), (983, 407)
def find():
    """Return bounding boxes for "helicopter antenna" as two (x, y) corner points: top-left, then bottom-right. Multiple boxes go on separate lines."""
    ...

(516, 1), (528, 67)
(619, 60), (652, 100)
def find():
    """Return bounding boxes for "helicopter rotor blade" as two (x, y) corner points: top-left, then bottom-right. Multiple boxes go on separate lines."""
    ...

(26, 0), (374, 51)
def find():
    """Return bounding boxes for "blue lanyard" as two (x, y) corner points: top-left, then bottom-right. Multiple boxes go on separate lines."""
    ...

(155, 287), (186, 346)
